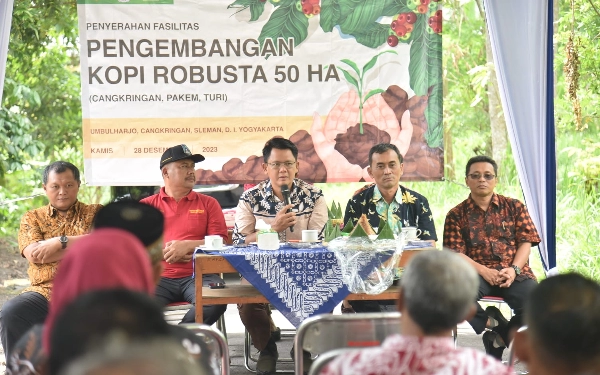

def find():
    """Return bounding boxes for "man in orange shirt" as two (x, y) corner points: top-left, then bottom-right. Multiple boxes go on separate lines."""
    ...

(141, 144), (228, 325)
(0, 161), (102, 359)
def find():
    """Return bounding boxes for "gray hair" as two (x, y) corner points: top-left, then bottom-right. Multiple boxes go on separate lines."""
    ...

(400, 250), (478, 334)
(60, 337), (209, 375)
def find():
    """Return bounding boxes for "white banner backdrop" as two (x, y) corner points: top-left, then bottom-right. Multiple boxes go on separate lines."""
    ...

(0, 0), (15, 104)
(484, 0), (556, 274)
(77, 0), (444, 186)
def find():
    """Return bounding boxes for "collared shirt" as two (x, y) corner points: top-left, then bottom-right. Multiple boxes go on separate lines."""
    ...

(443, 193), (540, 280)
(141, 188), (227, 279)
(322, 334), (514, 375)
(232, 179), (328, 244)
(17, 201), (102, 300)
(343, 183), (437, 241)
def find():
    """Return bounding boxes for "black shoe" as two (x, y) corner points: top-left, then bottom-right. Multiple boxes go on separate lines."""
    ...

(485, 306), (508, 330)
(482, 330), (505, 360)
(257, 339), (278, 375)
(290, 346), (313, 375)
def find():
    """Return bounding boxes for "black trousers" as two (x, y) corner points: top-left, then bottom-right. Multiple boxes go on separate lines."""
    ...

(155, 274), (227, 325)
(469, 275), (537, 339)
(0, 291), (48, 359)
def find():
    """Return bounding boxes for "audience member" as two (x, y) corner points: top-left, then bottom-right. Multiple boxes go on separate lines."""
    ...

(61, 337), (209, 375)
(343, 143), (437, 314)
(232, 137), (328, 375)
(513, 273), (600, 375)
(7, 228), (153, 375)
(443, 155), (540, 359)
(141, 144), (228, 325)
(0, 161), (102, 359)
(322, 250), (513, 375)
(49, 289), (216, 375)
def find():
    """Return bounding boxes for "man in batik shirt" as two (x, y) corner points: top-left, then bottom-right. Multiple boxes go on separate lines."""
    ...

(322, 251), (513, 375)
(444, 155), (541, 360)
(233, 137), (328, 375)
(0, 161), (102, 360)
(343, 143), (437, 313)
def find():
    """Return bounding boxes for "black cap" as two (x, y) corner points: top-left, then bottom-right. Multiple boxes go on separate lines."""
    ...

(159, 144), (205, 169)
(93, 201), (164, 247)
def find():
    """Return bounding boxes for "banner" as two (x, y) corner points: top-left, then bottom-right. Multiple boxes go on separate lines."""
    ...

(1, 0), (15, 104)
(77, 0), (443, 186)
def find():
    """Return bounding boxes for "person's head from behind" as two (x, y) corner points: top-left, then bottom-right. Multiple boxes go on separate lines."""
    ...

(261, 137), (299, 191)
(49, 289), (171, 375)
(43, 228), (155, 352)
(367, 143), (404, 191)
(60, 338), (207, 375)
(514, 273), (600, 375)
(93, 201), (165, 282)
(399, 250), (478, 335)
(42, 161), (81, 212)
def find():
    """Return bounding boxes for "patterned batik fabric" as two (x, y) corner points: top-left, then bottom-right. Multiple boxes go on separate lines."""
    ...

(343, 183), (438, 241)
(17, 201), (102, 300)
(232, 178), (328, 244)
(211, 246), (353, 327)
(321, 334), (514, 375)
(443, 193), (541, 281)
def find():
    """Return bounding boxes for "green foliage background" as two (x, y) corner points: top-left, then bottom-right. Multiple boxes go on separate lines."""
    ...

(1, 0), (599, 280)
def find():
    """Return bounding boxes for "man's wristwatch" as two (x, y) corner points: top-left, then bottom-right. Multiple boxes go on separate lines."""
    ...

(511, 264), (521, 275)
(59, 235), (68, 249)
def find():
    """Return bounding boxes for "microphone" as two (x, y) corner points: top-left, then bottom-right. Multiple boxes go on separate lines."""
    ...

(281, 184), (294, 232)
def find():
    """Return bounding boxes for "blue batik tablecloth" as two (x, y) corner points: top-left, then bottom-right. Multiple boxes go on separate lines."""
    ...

(194, 244), (393, 327)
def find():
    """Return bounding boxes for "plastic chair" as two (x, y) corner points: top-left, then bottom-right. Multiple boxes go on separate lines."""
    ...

(164, 302), (227, 340)
(294, 312), (402, 375)
(307, 348), (361, 375)
(180, 323), (230, 375)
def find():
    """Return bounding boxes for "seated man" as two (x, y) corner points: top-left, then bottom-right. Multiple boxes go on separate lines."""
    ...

(443, 155), (540, 360)
(322, 250), (513, 375)
(141, 144), (228, 325)
(0, 161), (102, 360)
(343, 143), (437, 313)
(513, 273), (600, 375)
(233, 137), (328, 375)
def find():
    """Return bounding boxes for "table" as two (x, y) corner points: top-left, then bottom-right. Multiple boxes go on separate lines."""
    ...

(194, 244), (435, 325)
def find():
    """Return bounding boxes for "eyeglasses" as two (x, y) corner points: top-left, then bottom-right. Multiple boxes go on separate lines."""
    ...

(267, 162), (296, 170)
(467, 173), (496, 181)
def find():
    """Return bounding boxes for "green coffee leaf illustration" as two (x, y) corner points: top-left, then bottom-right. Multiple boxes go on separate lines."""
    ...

(339, 1), (385, 35)
(353, 23), (390, 49)
(227, 0), (266, 22)
(258, 3), (309, 53)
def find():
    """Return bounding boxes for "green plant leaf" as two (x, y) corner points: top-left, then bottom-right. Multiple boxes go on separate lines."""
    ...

(382, 0), (409, 15)
(339, 1), (385, 36)
(337, 66), (360, 91)
(362, 49), (397, 76)
(258, 3), (309, 51)
(342, 220), (354, 234)
(376, 219), (395, 240)
(340, 58), (360, 77)
(349, 222), (369, 238)
(227, 0), (266, 22)
(408, 15), (442, 148)
(363, 88), (385, 102)
(320, 0), (340, 32)
(352, 22), (390, 48)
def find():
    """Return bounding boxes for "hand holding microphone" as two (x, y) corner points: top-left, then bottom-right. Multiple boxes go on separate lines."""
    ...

(280, 184), (295, 232)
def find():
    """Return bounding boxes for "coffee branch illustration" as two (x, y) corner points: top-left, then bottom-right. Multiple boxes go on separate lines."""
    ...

(336, 50), (397, 134)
